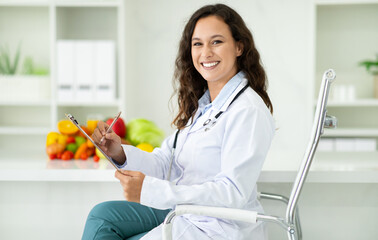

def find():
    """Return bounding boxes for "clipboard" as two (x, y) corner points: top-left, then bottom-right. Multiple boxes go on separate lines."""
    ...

(65, 113), (121, 171)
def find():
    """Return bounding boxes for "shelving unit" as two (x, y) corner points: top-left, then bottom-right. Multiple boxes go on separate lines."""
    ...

(0, 0), (125, 162)
(315, 1), (378, 153)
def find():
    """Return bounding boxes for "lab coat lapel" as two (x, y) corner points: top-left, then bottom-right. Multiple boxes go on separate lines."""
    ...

(218, 78), (249, 113)
(187, 111), (211, 134)
(176, 76), (248, 150)
(185, 77), (249, 134)
(173, 109), (202, 161)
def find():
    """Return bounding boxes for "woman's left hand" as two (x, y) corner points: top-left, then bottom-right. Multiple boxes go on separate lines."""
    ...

(115, 170), (145, 203)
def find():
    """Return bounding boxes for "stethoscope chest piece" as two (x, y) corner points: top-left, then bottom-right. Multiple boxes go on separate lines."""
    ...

(203, 119), (211, 126)
(204, 120), (217, 131)
(202, 84), (249, 131)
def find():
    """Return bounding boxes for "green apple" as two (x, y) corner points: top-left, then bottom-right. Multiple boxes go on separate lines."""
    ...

(75, 136), (86, 146)
(66, 143), (78, 153)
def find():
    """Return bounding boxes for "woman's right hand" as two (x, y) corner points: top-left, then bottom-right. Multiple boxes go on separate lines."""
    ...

(92, 121), (126, 165)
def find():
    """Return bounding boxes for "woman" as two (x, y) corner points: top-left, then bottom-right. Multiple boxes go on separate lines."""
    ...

(83, 3), (274, 240)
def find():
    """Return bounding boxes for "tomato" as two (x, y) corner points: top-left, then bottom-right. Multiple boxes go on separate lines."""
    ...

(49, 154), (57, 160)
(61, 154), (70, 161)
(56, 152), (63, 159)
(66, 136), (76, 144)
(80, 152), (88, 160)
(61, 150), (74, 161)
(67, 151), (74, 158)
(93, 155), (100, 162)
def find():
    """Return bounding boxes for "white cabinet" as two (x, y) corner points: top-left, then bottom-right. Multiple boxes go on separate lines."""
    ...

(0, 0), (125, 158)
(314, 1), (378, 153)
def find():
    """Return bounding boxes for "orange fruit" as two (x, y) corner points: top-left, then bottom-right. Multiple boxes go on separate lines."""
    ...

(78, 125), (90, 138)
(58, 120), (79, 135)
(87, 138), (94, 148)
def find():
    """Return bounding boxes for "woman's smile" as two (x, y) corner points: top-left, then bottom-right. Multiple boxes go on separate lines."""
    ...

(201, 61), (220, 69)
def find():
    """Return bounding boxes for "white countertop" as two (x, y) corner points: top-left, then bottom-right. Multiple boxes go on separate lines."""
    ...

(0, 151), (377, 183)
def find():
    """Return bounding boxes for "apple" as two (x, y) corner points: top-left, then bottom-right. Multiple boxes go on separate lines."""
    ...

(106, 117), (126, 138)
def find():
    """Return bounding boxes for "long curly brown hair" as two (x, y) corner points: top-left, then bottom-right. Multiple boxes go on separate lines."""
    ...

(172, 4), (273, 129)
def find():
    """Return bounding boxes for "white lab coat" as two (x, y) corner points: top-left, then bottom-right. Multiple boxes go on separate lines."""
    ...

(122, 76), (275, 239)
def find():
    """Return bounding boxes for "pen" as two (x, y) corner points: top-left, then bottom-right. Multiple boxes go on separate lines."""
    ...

(99, 111), (122, 144)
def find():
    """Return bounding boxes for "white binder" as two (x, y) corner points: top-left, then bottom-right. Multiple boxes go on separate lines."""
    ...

(57, 40), (75, 102)
(75, 41), (95, 102)
(94, 41), (115, 102)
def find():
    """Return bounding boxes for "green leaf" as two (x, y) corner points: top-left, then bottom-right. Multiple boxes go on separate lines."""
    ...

(0, 55), (5, 74)
(0, 43), (22, 75)
(33, 67), (49, 75)
(358, 55), (378, 75)
(22, 56), (34, 75)
(3, 47), (11, 75)
(11, 43), (21, 74)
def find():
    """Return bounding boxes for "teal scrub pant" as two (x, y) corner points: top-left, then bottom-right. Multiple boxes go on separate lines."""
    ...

(82, 201), (170, 240)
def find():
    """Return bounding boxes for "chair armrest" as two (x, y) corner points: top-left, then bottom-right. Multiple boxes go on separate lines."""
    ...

(162, 205), (290, 240)
(173, 204), (258, 223)
(162, 205), (258, 240)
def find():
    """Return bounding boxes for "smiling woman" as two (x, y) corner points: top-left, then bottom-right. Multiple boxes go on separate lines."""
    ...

(173, 4), (273, 130)
(82, 4), (275, 240)
(191, 16), (243, 101)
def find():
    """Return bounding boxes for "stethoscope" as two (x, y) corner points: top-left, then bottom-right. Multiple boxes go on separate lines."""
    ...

(166, 84), (249, 180)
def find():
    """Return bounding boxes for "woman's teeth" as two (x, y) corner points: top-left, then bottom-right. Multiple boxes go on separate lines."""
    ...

(202, 61), (219, 68)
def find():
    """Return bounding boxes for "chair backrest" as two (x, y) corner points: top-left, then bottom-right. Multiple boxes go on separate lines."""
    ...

(286, 69), (336, 225)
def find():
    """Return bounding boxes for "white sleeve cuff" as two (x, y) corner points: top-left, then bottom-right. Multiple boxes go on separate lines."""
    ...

(117, 144), (146, 170)
(140, 175), (172, 210)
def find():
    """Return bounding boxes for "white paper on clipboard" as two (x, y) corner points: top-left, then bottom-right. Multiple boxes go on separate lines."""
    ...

(65, 113), (120, 171)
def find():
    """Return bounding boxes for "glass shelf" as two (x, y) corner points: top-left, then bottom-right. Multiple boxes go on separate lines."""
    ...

(323, 128), (378, 137)
(315, 0), (378, 5)
(55, 0), (120, 7)
(324, 99), (378, 107)
(0, 1), (49, 7)
(0, 127), (51, 135)
(57, 100), (120, 107)
(0, 100), (51, 106)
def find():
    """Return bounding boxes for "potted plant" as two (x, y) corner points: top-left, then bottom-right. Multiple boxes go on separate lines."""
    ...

(0, 44), (21, 75)
(0, 43), (50, 102)
(359, 54), (378, 98)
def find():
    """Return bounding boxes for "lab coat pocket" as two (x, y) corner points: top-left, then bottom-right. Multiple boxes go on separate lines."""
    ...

(190, 128), (222, 175)
(187, 215), (229, 239)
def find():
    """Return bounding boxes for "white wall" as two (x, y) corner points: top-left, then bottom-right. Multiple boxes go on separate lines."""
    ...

(0, 7), (50, 69)
(316, 4), (378, 98)
(123, 0), (313, 169)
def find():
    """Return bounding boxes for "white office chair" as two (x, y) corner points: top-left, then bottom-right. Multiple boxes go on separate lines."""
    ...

(162, 69), (337, 240)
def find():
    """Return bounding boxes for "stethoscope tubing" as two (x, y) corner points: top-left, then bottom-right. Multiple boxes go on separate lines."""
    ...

(167, 129), (180, 181)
